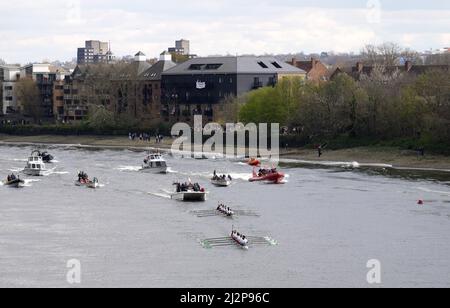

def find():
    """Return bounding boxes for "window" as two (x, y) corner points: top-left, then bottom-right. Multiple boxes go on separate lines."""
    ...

(188, 64), (204, 70)
(257, 61), (268, 69)
(268, 77), (276, 86)
(5, 96), (13, 101)
(5, 86), (13, 90)
(205, 64), (222, 70)
(271, 62), (282, 69)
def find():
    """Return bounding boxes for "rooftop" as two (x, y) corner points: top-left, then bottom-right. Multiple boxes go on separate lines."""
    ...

(163, 56), (306, 75)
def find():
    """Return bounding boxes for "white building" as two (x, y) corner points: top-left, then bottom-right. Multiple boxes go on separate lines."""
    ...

(0, 65), (21, 114)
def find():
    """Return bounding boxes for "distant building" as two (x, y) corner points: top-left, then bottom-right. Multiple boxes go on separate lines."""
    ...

(63, 64), (112, 122)
(330, 61), (450, 81)
(288, 58), (330, 83)
(161, 56), (306, 123)
(20, 64), (68, 118)
(0, 65), (21, 115)
(168, 39), (190, 56)
(77, 40), (114, 64)
(110, 51), (176, 125)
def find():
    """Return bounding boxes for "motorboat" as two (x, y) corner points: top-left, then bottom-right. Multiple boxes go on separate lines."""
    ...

(248, 158), (261, 167)
(231, 230), (249, 249)
(249, 168), (285, 184)
(171, 182), (207, 202)
(30, 150), (55, 163)
(23, 152), (48, 176)
(39, 151), (55, 163)
(75, 172), (100, 189)
(3, 174), (25, 188)
(211, 173), (232, 187)
(217, 204), (235, 217)
(141, 153), (168, 174)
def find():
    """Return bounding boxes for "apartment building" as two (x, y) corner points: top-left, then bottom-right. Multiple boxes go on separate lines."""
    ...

(77, 40), (114, 64)
(161, 56), (306, 123)
(0, 65), (21, 115)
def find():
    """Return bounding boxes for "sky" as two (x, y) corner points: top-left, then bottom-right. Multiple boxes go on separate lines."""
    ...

(0, 0), (449, 64)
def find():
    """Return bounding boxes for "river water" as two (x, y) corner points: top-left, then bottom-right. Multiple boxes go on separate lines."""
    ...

(0, 144), (449, 288)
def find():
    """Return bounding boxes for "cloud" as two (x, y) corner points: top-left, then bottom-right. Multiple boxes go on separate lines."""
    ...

(0, 0), (449, 63)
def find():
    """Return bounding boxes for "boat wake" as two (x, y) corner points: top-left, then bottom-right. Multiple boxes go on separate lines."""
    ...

(43, 169), (69, 176)
(23, 179), (41, 187)
(174, 170), (251, 182)
(9, 167), (24, 173)
(116, 166), (142, 172)
(280, 158), (393, 170)
(49, 171), (69, 175)
(148, 189), (173, 199)
(228, 173), (252, 181)
(417, 187), (450, 196)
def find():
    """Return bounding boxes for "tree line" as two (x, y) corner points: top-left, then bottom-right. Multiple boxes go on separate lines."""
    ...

(237, 68), (450, 153)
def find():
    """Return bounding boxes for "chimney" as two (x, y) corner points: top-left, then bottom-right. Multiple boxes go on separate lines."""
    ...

(311, 58), (318, 69)
(405, 61), (412, 72)
(291, 58), (297, 66)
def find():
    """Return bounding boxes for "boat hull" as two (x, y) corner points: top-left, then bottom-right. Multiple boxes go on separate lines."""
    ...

(141, 166), (168, 174)
(171, 192), (207, 202)
(249, 173), (285, 184)
(75, 181), (100, 189)
(23, 169), (46, 176)
(3, 179), (25, 188)
(211, 180), (231, 187)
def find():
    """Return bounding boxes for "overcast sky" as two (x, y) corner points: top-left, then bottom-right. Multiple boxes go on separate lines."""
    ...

(0, 0), (449, 64)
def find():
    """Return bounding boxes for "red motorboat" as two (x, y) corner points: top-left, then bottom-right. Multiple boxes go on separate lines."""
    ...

(249, 168), (285, 184)
(248, 158), (261, 167)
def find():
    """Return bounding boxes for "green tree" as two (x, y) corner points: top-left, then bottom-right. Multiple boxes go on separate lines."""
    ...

(239, 77), (304, 125)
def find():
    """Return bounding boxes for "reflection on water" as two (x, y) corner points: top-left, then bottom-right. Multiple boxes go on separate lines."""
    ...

(1, 144), (450, 288)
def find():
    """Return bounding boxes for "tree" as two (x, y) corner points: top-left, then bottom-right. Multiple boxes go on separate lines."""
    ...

(295, 74), (368, 139)
(0, 58), (6, 65)
(239, 77), (304, 126)
(87, 104), (115, 130)
(361, 42), (410, 66)
(15, 78), (42, 122)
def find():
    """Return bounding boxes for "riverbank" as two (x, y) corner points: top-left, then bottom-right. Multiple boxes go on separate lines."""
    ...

(1, 134), (449, 170)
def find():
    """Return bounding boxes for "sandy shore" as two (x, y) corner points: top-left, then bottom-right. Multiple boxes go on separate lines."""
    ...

(1, 134), (449, 170)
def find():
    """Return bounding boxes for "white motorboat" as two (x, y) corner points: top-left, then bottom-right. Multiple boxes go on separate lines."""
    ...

(211, 173), (232, 187)
(171, 182), (207, 202)
(23, 152), (48, 176)
(211, 177), (232, 187)
(141, 153), (168, 174)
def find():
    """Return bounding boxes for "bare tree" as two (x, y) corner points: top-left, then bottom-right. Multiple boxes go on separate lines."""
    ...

(361, 42), (407, 66)
(15, 78), (42, 122)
